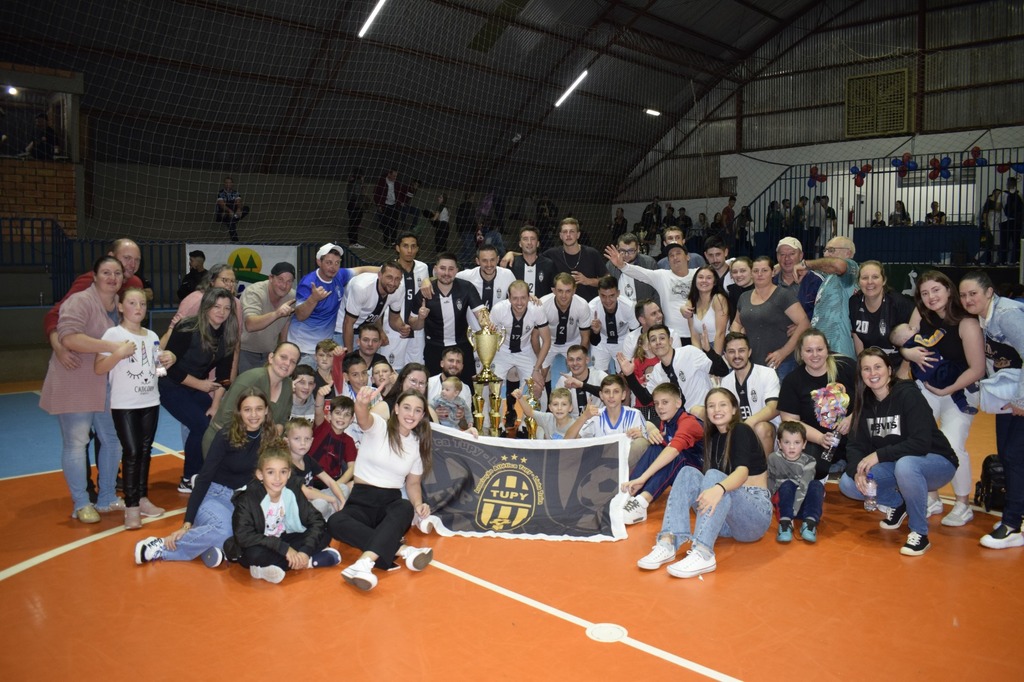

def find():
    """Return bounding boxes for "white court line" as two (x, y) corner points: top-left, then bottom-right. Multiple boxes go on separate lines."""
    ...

(0, 508), (184, 583)
(432, 560), (742, 682)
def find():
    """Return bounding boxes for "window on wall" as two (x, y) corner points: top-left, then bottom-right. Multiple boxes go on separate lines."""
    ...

(845, 69), (909, 138)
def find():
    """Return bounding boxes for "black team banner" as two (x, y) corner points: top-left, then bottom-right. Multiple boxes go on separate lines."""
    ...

(417, 425), (628, 542)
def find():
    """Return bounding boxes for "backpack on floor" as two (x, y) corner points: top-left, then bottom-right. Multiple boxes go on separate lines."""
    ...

(974, 454), (1006, 512)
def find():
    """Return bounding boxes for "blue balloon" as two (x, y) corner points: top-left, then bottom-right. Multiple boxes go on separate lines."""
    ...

(891, 158), (901, 167)
(977, 158), (988, 167)
(1013, 163), (1024, 173)
(807, 178), (816, 188)
(850, 166), (860, 175)
(907, 160), (918, 171)
(941, 156), (951, 168)
(940, 168), (951, 179)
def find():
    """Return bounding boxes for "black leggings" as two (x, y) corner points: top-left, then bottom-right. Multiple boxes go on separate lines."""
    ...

(111, 405), (160, 507)
(327, 484), (412, 570)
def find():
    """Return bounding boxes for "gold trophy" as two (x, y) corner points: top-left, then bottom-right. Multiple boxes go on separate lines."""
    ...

(468, 312), (506, 437)
(523, 377), (541, 439)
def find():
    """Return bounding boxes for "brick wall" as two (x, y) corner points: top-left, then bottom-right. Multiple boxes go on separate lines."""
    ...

(0, 159), (77, 237)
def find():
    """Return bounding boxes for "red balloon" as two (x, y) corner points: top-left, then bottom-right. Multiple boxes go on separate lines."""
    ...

(854, 176), (864, 187)
(928, 169), (940, 180)
(898, 167), (908, 178)
(998, 164), (1011, 173)
(930, 158), (940, 168)
(818, 174), (827, 183)
(902, 152), (912, 163)
(861, 163), (872, 173)
(972, 146), (982, 158)
(963, 158), (976, 167)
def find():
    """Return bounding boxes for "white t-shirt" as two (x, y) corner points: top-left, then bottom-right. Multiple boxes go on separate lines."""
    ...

(354, 413), (424, 488)
(622, 263), (695, 338)
(540, 293), (592, 348)
(579, 406), (649, 439)
(264, 500), (286, 537)
(338, 272), (404, 333)
(100, 325), (161, 410)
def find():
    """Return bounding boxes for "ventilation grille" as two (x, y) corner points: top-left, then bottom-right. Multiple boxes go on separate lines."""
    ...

(845, 69), (909, 138)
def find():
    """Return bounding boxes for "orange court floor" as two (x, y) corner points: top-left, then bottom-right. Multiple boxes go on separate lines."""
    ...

(0, 380), (1020, 681)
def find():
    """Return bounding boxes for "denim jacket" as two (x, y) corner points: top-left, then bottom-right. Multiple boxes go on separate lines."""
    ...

(981, 294), (1024, 407)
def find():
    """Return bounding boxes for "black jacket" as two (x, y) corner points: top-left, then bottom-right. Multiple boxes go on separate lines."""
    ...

(231, 476), (327, 557)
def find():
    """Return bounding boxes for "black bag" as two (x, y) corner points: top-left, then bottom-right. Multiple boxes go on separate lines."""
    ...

(974, 454), (1006, 512)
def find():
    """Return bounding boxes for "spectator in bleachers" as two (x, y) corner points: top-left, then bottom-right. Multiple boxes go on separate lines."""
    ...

(611, 207), (629, 242)
(374, 168), (402, 246)
(215, 177), (249, 243)
(734, 206), (754, 257)
(889, 200), (911, 226)
(536, 194), (559, 248)
(26, 112), (56, 160)
(765, 200), (785, 250)
(1001, 177), (1023, 265)
(456, 194), (476, 264)
(925, 201), (947, 225)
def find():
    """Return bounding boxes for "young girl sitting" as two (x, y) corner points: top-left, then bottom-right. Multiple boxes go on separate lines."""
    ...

(282, 418), (349, 519)
(768, 421), (823, 543)
(96, 288), (176, 529)
(134, 388), (276, 568)
(230, 442), (341, 584)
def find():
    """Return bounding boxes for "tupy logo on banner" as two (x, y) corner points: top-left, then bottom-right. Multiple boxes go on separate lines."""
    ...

(417, 425), (629, 542)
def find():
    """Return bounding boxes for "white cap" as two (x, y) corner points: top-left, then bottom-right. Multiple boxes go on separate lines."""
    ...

(316, 243), (344, 260)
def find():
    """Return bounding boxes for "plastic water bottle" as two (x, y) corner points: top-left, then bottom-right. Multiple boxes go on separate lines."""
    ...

(863, 473), (877, 511)
(153, 341), (167, 377)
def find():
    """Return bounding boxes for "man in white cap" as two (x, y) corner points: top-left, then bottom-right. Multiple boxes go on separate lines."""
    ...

(288, 243), (376, 367)
(774, 236), (823, 321)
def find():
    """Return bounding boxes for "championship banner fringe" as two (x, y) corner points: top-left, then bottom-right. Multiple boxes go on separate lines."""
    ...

(416, 424), (629, 542)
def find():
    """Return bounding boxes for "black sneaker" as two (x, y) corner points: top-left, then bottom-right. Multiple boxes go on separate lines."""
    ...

(177, 476), (194, 494)
(900, 531), (931, 556)
(879, 503), (907, 530)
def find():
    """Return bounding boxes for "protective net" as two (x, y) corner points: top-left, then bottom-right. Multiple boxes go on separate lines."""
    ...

(1, 0), (1022, 275)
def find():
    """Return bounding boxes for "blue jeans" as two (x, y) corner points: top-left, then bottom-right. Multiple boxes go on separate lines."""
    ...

(839, 454), (955, 535)
(776, 479), (825, 522)
(162, 483), (235, 561)
(775, 357), (797, 382)
(631, 444), (701, 501)
(158, 378), (212, 478)
(996, 413), (1024, 530)
(661, 467), (772, 553)
(57, 390), (122, 512)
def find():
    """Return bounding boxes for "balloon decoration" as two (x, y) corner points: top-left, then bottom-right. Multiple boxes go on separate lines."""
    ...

(892, 153), (913, 178)
(926, 156), (953, 181)
(807, 165), (828, 188)
(849, 162), (873, 188)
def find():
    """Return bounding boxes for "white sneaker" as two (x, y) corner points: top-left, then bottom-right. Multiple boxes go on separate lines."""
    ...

(342, 558), (378, 591)
(940, 501), (975, 527)
(926, 497), (944, 517)
(666, 549), (717, 578)
(622, 496), (648, 525)
(250, 565), (286, 584)
(637, 543), (676, 570)
(980, 525), (1024, 549)
(399, 546), (434, 571)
